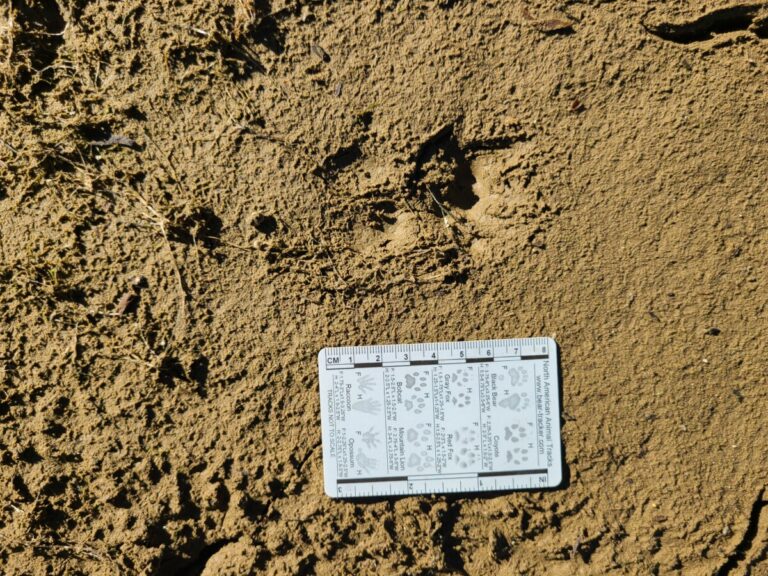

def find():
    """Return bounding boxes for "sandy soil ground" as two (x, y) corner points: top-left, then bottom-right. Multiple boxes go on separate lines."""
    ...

(1, 0), (767, 574)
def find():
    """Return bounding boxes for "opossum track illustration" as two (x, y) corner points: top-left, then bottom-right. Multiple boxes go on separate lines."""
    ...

(357, 450), (377, 473)
(362, 427), (380, 448)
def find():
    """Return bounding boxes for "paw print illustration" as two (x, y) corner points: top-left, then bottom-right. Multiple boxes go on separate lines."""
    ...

(406, 424), (432, 448)
(454, 447), (477, 469)
(504, 424), (527, 443)
(362, 427), (380, 448)
(356, 374), (376, 393)
(507, 366), (529, 387)
(447, 368), (473, 407)
(419, 451), (435, 471)
(499, 392), (529, 412)
(453, 426), (477, 446)
(405, 371), (429, 391)
(404, 372), (430, 413)
(451, 368), (470, 385)
(357, 450), (377, 473)
(451, 391), (471, 408)
(352, 398), (382, 415)
(506, 447), (530, 465)
(404, 395), (427, 414)
(408, 450), (436, 472)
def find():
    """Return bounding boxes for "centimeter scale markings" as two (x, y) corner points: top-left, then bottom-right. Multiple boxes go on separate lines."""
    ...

(318, 338), (562, 498)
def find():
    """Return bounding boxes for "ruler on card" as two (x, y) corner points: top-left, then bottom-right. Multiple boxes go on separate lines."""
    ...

(318, 338), (562, 498)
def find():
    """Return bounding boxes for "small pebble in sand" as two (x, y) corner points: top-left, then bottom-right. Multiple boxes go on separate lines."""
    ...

(131, 275), (148, 290)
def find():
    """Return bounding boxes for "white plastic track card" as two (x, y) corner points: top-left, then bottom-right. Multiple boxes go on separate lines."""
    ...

(318, 338), (562, 498)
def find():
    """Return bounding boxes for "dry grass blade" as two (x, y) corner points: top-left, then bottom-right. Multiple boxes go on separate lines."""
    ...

(87, 134), (137, 148)
(130, 190), (189, 341)
(1, 138), (19, 155)
(522, 6), (574, 33)
(532, 18), (574, 33)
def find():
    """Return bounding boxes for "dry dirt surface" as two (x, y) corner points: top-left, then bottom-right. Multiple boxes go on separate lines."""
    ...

(1, 0), (767, 574)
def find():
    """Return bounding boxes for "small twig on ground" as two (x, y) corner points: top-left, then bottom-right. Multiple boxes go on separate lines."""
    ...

(130, 190), (189, 341)
(140, 127), (184, 195)
(0, 139), (18, 155)
(8, 503), (24, 514)
(310, 234), (349, 288)
(426, 185), (452, 227)
(424, 185), (474, 245)
(16, 537), (114, 564)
